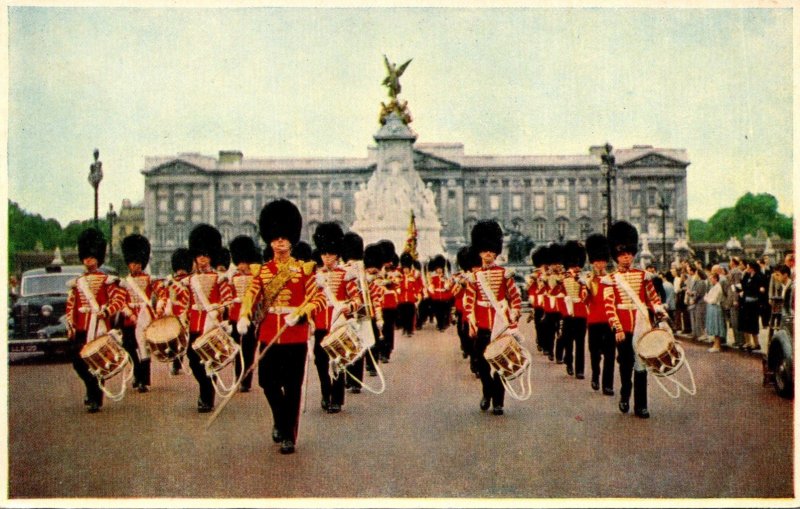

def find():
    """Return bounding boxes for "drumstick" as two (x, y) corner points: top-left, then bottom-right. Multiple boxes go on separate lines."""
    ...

(203, 320), (291, 430)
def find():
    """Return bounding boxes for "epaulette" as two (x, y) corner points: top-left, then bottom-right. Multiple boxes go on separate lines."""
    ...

(504, 267), (515, 278)
(344, 266), (358, 282)
(301, 261), (317, 276)
(66, 277), (77, 289)
(249, 263), (262, 277)
(600, 274), (615, 286)
(106, 275), (119, 284)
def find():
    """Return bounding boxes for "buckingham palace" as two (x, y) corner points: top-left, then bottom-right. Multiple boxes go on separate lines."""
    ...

(141, 139), (689, 276)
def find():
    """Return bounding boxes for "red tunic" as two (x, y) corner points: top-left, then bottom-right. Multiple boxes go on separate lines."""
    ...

(380, 269), (400, 310)
(240, 258), (326, 345)
(398, 270), (423, 305)
(603, 268), (662, 334)
(185, 269), (234, 334)
(120, 272), (156, 327)
(464, 265), (522, 330)
(428, 273), (451, 302)
(313, 265), (359, 331)
(65, 270), (126, 333)
(586, 272), (610, 325)
(154, 274), (191, 320)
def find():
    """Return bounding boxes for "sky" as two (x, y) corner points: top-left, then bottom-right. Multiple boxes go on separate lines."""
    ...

(4, 3), (795, 226)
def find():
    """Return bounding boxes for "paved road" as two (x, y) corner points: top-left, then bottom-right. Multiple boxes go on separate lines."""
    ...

(7, 318), (794, 502)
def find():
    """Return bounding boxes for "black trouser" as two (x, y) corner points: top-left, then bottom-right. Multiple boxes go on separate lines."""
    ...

(397, 302), (416, 335)
(616, 332), (648, 410)
(542, 312), (561, 357)
(416, 298), (433, 329)
(533, 308), (545, 351)
(475, 329), (505, 408)
(121, 325), (148, 387)
(231, 321), (257, 390)
(188, 332), (215, 407)
(313, 329), (345, 406)
(381, 307), (397, 360)
(562, 316), (587, 376)
(432, 299), (451, 331)
(366, 319), (381, 373)
(259, 342), (308, 443)
(70, 331), (104, 406)
(588, 322), (616, 391)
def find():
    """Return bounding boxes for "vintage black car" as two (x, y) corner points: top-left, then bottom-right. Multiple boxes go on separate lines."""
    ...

(765, 309), (794, 399)
(9, 264), (85, 356)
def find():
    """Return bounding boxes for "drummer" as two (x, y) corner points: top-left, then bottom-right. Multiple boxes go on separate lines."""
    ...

(119, 234), (156, 393)
(311, 222), (360, 414)
(603, 221), (666, 419)
(184, 224), (233, 413)
(464, 220), (522, 416)
(65, 228), (126, 413)
(228, 236), (263, 393)
(153, 248), (194, 376)
(236, 199), (326, 455)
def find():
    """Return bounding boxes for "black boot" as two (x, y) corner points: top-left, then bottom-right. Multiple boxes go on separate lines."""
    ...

(633, 370), (650, 418)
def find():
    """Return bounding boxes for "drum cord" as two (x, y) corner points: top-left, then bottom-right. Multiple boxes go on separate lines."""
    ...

(94, 351), (134, 403)
(648, 343), (697, 398)
(205, 343), (245, 398)
(493, 355), (533, 402)
(341, 348), (386, 395)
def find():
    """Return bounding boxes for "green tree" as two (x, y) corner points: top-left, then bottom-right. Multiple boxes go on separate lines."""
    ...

(690, 193), (793, 242)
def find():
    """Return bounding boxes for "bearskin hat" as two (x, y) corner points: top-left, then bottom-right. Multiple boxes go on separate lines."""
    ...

(121, 234), (150, 267)
(229, 235), (262, 265)
(171, 247), (193, 274)
(457, 246), (481, 271)
(585, 234), (610, 263)
(212, 247), (231, 270)
(531, 245), (549, 267)
(188, 224), (222, 258)
(390, 252), (399, 267)
(563, 240), (586, 269)
(607, 221), (639, 257)
(428, 254), (446, 271)
(342, 232), (364, 261)
(364, 243), (383, 270)
(311, 248), (323, 266)
(313, 222), (344, 256)
(291, 241), (312, 262)
(549, 243), (565, 267)
(263, 245), (274, 263)
(400, 252), (414, 269)
(376, 240), (397, 266)
(471, 220), (503, 255)
(77, 227), (107, 265)
(259, 199), (302, 246)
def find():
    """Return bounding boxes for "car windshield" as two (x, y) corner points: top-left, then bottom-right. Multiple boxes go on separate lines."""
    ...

(21, 274), (73, 297)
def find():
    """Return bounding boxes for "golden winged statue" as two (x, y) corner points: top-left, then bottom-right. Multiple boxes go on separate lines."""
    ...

(382, 55), (412, 99)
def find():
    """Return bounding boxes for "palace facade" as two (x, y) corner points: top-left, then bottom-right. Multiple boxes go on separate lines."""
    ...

(141, 143), (689, 276)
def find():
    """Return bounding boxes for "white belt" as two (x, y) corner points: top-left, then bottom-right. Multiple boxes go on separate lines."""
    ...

(476, 301), (492, 308)
(616, 304), (637, 310)
(268, 306), (297, 315)
(78, 306), (99, 313)
(571, 297), (582, 303)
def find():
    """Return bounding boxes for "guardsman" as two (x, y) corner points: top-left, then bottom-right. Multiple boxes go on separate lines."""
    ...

(452, 245), (481, 376)
(603, 221), (666, 418)
(527, 247), (547, 354)
(311, 222), (359, 414)
(362, 243), (386, 377)
(377, 241), (400, 362)
(428, 255), (453, 332)
(228, 236), (262, 393)
(464, 220), (522, 416)
(153, 248), (194, 376)
(119, 234), (156, 392)
(236, 199), (326, 455)
(552, 240), (589, 379)
(185, 224), (233, 413)
(397, 252), (423, 337)
(65, 228), (126, 413)
(541, 244), (562, 362)
(585, 234), (615, 395)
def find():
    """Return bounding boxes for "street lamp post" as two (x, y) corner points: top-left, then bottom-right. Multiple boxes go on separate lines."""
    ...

(88, 149), (103, 226)
(658, 191), (670, 271)
(106, 203), (118, 266)
(599, 142), (616, 234)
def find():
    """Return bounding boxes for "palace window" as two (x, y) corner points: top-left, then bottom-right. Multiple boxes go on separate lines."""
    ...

(489, 195), (501, 211)
(533, 193), (545, 212)
(158, 198), (168, 213)
(511, 194), (523, 211)
(220, 198), (231, 213)
(467, 195), (478, 212)
(557, 218), (568, 240)
(556, 193), (567, 212)
(578, 193), (589, 211)
(308, 197), (322, 215)
(534, 219), (546, 241)
(242, 198), (254, 214)
(174, 195), (186, 213)
(331, 197), (343, 214)
(192, 198), (203, 213)
(631, 191), (641, 208)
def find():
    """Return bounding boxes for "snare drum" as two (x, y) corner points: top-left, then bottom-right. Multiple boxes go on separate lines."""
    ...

(636, 328), (685, 377)
(80, 331), (129, 379)
(192, 327), (239, 372)
(484, 334), (530, 380)
(144, 316), (188, 362)
(321, 323), (364, 367)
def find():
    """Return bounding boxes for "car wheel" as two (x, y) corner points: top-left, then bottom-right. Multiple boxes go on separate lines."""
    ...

(774, 351), (794, 399)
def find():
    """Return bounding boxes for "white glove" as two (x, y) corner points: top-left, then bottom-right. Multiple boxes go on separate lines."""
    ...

(237, 317), (250, 335)
(221, 322), (233, 334)
(285, 313), (300, 327)
(207, 310), (219, 323)
(377, 320), (384, 330)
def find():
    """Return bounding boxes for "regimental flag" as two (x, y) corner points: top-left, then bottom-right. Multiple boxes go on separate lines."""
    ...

(403, 209), (418, 261)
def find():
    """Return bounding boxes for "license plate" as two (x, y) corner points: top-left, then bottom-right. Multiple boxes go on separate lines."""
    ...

(10, 345), (40, 353)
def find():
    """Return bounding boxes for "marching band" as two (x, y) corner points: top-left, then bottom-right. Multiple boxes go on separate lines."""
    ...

(66, 201), (691, 454)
